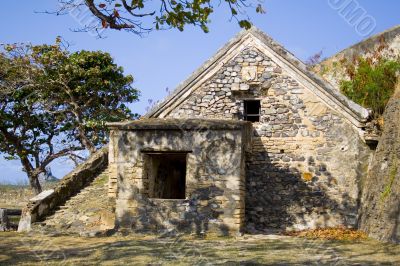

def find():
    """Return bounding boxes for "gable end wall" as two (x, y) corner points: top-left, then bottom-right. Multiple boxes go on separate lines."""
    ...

(160, 47), (372, 232)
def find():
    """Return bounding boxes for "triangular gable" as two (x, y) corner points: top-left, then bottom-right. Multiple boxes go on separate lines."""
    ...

(144, 26), (370, 128)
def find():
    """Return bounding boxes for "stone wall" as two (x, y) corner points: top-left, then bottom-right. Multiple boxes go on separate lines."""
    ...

(18, 147), (108, 232)
(314, 25), (400, 89)
(108, 119), (252, 235)
(164, 47), (372, 233)
(359, 84), (400, 243)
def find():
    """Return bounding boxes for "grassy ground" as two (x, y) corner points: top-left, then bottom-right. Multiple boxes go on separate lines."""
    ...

(0, 182), (58, 209)
(0, 232), (399, 265)
(0, 185), (33, 209)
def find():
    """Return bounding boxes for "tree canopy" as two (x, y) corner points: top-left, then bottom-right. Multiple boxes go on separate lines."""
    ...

(54, 0), (265, 35)
(0, 40), (138, 193)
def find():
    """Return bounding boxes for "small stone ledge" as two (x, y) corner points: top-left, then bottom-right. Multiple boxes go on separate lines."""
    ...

(29, 190), (55, 202)
(364, 133), (380, 148)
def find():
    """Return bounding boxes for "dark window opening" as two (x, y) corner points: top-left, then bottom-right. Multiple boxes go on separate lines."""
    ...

(244, 100), (261, 122)
(145, 153), (187, 199)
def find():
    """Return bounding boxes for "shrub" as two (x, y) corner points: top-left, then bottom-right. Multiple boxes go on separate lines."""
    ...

(340, 57), (400, 118)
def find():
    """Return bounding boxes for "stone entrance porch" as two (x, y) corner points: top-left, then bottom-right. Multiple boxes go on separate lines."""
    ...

(107, 119), (252, 235)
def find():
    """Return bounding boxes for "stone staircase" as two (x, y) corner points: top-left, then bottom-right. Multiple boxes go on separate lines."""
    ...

(34, 168), (115, 234)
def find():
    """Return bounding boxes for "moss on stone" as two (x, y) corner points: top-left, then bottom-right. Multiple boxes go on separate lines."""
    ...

(381, 157), (398, 200)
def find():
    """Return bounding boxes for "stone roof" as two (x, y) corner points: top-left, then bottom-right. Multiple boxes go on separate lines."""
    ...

(144, 26), (371, 128)
(107, 118), (251, 130)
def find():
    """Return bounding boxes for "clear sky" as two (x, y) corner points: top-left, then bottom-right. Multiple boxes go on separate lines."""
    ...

(0, 0), (399, 184)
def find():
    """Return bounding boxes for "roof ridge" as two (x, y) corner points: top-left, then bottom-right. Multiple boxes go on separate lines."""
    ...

(144, 26), (370, 127)
(143, 28), (251, 118)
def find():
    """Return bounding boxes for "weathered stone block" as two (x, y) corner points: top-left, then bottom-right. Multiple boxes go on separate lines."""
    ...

(107, 119), (251, 235)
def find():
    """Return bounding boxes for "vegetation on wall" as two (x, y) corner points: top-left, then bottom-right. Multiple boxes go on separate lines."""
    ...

(381, 157), (398, 201)
(340, 57), (400, 119)
(338, 38), (400, 120)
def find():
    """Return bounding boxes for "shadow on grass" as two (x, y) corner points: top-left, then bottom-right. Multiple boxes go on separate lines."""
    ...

(1, 233), (400, 265)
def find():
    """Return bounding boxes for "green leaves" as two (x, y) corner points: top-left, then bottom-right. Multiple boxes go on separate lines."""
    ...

(59, 0), (261, 34)
(37, 45), (139, 148)
(340, 57), (400, 118)
(0, 41), (139, 190)
(238, 20), (252, 29)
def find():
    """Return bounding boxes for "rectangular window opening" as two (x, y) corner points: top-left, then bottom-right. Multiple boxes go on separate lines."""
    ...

(244, 100), (261, 122)
(145, 152), (187, 199)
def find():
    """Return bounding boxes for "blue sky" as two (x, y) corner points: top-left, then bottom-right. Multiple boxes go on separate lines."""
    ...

(0, 0), (399, 184)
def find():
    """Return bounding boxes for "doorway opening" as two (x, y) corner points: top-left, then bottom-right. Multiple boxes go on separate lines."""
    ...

(145, 152), (187, 199)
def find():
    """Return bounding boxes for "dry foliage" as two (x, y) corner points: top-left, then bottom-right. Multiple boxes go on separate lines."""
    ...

(286, 227), (368, 241)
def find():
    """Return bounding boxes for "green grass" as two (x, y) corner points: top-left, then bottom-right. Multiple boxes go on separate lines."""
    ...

(0, 184), (29, 190)
(0, 182), (59, 209)
(93, 174), (109, 186)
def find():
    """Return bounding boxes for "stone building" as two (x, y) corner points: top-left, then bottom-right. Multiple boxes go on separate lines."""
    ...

(107, 27), (375, 235)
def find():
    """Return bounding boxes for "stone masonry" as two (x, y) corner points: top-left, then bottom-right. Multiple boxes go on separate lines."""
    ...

(107, 119), (252, 235)
(17, 27), (398, 239)
(359, 82), (400, 243)
(144, 27), (373, 234)
(23, 27), (375, 236)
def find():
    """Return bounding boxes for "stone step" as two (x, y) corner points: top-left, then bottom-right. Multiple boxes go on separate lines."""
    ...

(39, 167), (113, 234)
(75, 191), (91, 195)
(33, 221), (47, 227)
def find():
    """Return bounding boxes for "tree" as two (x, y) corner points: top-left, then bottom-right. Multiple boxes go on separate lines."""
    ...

(0, 40), (138, 194)
(53, 0), (265, 35)
(31, 41), (139, 154)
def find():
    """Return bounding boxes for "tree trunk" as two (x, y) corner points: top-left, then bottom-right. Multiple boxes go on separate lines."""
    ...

(78, 128), (97, 155)
(28, 174), (42, 195)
